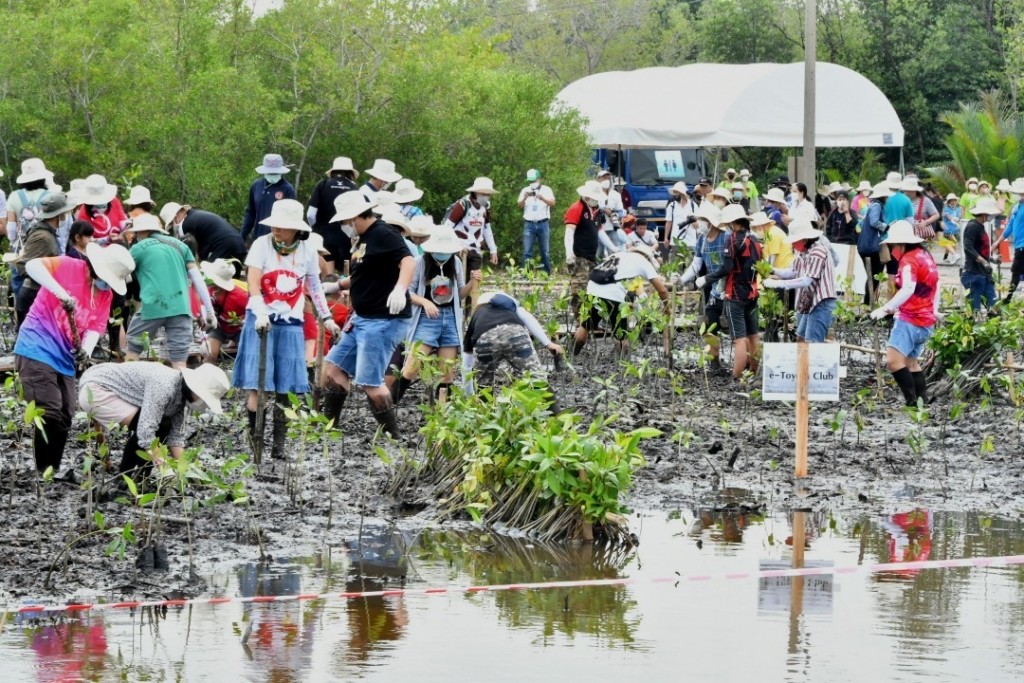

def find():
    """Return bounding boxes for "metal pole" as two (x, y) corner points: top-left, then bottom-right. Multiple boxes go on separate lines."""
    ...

(803, 0), (817, 188)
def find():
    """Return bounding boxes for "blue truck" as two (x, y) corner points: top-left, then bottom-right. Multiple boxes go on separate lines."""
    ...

(594, 148), (707, 230)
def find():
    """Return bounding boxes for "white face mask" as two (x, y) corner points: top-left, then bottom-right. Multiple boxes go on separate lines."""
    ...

(968, 183), (978, 192)
(265, 174), (282, 184)
(476, 195), (490, 208)
(584, 198), (599, 208)
(600, 179), (611, 190)
(531, 181), (541, 189)
(713, 199), (727, 209)
(342, 223), (356, 239)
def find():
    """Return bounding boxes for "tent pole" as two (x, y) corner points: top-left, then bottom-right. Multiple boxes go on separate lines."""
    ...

(802, 0), (817, 188)
(899, 148), (905, 175)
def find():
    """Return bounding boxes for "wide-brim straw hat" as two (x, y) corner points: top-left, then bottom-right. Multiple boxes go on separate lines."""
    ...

(725, 168), (737, 176)
(786, 220), (823, 244)
(123, 213), (167, 235)
(393, 178), (423, 204)
(900, 177), (924, 193)
(719, 203), (748, 225)
(378, 208), (412, 235)
(407, 215), (437, 238)
(80, 174), (118, 206)
(258, 198), (311, 231)
(160, 202), (184, 226)
(420, 225), (464, 254)
(869, 182), (892, 200)
(764, 187), (787, 204)
(731, 182), (747, 192)
(626, 243), (660, 267)
(36, 192), (75, 220)
(828, 181), (844, 194)
(945, 193), (959, 202)
(886, 171), (903, 190)
(255, 153), (290, 175)
(695, 202), (722, 227)
(881, 219), (923, 245)
(748, 211), (771, 227)
(739, 169), (751, 178)
(966, 176), (979, 185)
(856, 180), (872, 192)
(201, 259), (236, 291)
(85, 242), (135, 296)
(978, 179), (992, 188)
(577, 180), (604, 203)
(996, 178), (1013, 192)
(332, 192), (378, 223)
(126, 185), (153, 206)
(365, 158), (401, 183)
(328, 156), (357, 176)
(306, 231), (330, 256)
(972, 197), (1002, 216)
(466, 176), (497, 195)
(670, 181), (688, 196)
(16, 158), (52, 184)
(711, 187), (732, 201)
(181, 364), (230, 415)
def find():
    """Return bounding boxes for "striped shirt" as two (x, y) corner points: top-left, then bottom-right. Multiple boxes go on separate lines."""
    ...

(795, 240), (836, 312)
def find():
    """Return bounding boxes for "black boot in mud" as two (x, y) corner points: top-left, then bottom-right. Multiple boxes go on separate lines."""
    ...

(246, 409), (260, 452)
(321, 384), (348, 425)
(391, 375), (415, 405)
(271, 396), (288, 460)
(369, 395), (401, 439)
(911, 371), (928, 405)
(892, 368), (918, 407)
(708, 357), (726, 376)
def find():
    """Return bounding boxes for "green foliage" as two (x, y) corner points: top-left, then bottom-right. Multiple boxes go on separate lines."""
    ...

(928, 304), (1024, 368)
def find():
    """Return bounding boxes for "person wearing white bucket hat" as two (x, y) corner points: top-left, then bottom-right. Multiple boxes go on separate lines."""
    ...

(518, 169), (556, 273)
(665, 181), (698, 249)
(677, 202), (729, 374)
(122, 213), (218, 368)
(869, 220), (940, 407)
(6, 159), (56, 261)
(124, 185), (155, 217)
(851, 180), (873, 217)
(361, 159), (402, 203)
(393, 179), (426, 219)
(445, 176), (500, 271)
(738, 169), (760, 207)
(594, 169), (625, 256)
(200, 258), (249, 363)
(320, 190), (415, 439)
(307, 156), (360, 273)
(233, 198), (341, 458)
(74, 174), (129, 241)
(938, 193), (963, 264)
(13, 242), (135, 475)
(241, 154), (297, 244)
(392, 224), (479, 406)
(960, 197), (1001, 313)
(564, 180), (620, 323)
(960, 176), (981, 220)
(762, 221), (837, 343)
(79, 361), (229, 476)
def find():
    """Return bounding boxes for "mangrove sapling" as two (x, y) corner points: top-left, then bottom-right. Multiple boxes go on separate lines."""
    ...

(905, 402), (930, 462)
(44, 511), (135, 589)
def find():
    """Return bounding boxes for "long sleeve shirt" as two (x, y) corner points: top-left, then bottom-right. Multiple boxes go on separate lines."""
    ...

(80, 362), (189, 448)
(1002, 201), (1024, 248)
(962, 220), (991, 276)
(241, 178), (297, 242)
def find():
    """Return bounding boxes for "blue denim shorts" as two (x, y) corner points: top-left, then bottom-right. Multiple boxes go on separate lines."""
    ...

(326, 315), (410, 387)
(796, 298), (836, 343)
(412, 306), (461, 348)
(887, 317), (933, 359)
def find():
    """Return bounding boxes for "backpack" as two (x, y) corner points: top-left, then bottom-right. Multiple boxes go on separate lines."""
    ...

(589, 253), (623, 285)
(11, 189), (49, 252)
(443, 197), (470, 226)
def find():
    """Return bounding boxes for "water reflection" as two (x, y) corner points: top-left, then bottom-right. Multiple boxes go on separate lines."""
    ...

(26, 618), (108, 682)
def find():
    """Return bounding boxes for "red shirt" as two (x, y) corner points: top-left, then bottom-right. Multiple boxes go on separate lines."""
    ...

(211, 285), (249, 336)
(76, 199), (129, 240)
(895, 247), (939, 327)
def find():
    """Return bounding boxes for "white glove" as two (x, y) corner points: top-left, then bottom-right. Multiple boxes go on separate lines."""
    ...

(869, 307), (889, 321)
(695, 276), (707, 289)
(566, 256), (576, 267)
(203, 309), (218, 330)
(763, 278), (782, 289)
(324, 319), (342, 338)
(387, 285), (407, 315)
(255, 313), (271, 331)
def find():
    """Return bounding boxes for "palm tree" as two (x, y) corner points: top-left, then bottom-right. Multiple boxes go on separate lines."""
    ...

(927, 91), (1024, 194)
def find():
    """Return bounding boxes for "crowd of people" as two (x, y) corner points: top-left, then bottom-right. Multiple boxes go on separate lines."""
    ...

(1, 152), (1021, 480)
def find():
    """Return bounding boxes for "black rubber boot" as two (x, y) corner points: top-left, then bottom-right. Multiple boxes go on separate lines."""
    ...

(911, 371), (928, 405)
(391, 375), (415, 405)
(892, 368), (918, 407)
(246, 409), (259, 451)
(271, 396), (288, 460)
(369, 396), (401, 439)
(320, 384), (348, 425)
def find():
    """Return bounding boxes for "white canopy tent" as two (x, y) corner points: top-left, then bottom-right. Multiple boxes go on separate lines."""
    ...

(555, 62), (903, 149)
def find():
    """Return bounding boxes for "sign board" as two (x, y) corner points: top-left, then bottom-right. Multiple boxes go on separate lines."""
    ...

(756, 559), (835, 617)
(762, 343), (841, 401)
(653, 150), (685, 179)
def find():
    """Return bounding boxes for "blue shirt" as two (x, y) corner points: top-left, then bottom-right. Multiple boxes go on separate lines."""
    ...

(884, 191), (913, 224)
(241, 178), (297, 242)
(1004, 201), (1024, 248)
(697, 230), (728, 299)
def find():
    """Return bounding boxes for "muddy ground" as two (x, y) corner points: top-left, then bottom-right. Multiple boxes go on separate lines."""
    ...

(1, 321), (1022, 607)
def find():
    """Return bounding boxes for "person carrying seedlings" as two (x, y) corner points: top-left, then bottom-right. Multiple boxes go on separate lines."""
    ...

(320, 192), (415, 438)
(762, 220), (838, 343)
(571, 244), (670, 357)
(307, 156), (360, 273)
(994, 181), (1024, 303)
(959, 197), (1000, 312)
(939, 193), (962, 265)
(233, 199), (341, 458)
(241, 154), (296, 245)
(565, 180), (621, 322)
(13, 193), (74, 329)
(201, 258), (249, 363)
(697, 203), (763, 379)
(392, 224), (479, 405)
(13, 243), (135, 475)
(869, 220), (940, 407)
(677, 203), (727, 374)
(79, 361), (229, 475)
(160, 202), (247, 270)
(445, 176), (500, 272)
(463, 291), (564, 391)
(123, 214), (218, 369)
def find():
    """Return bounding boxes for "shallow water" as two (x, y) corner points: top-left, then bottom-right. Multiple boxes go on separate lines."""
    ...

(3, 503), (1023, 682)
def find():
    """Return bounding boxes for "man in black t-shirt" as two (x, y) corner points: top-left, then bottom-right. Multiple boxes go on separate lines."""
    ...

(320, 192), (414, 437)
(307, 156), (359, 272)
(160, 203), (247, 273)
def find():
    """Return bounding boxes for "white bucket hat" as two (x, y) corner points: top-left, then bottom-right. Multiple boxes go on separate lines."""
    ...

(332, 192), (378, 223)
(945, 193), (959, 202)
(201, 259), (236, 291)
(731, 182), (747, 192)
(420, 225), (464, 254)
(711, 187), (732, 201)
(739, 169), (751, 178)
(378, 208), (412, 235)
(306, 231), (330, 256)
(764, 187), (788, 204)
(786, 220), (823, 244)
(869, 182), (892, 200)
(466, 177), (497, 195)
(719, 203), (748, 225)
(996, 178), (1013, 192)
(255, 153), (290, 175)
(670, 181), (688, 196)
(900, 177), (924, 193)
(881, 219), (923, 245)
(393, 178), (423, 204)
(972, 197), (1002, 216)
(16, 158), (52, 184)
(365, 158), (401, 183)
(85, 242), (136, 296)
(126, 185), (153, 206)
(856, 180), (872, 192)
(748, 211), (771, 227)
(886, 171), (902, 190)
(159, 202), (185, 226)
(81, 174), (118, 206)
(66, 179), (87, 207)
(979, 179), (992, 188)
(374, 190), (397, 209)
(725, 168), (737, 176)
(626, 243), (660, 268)
(407, 214), (437, 238)
(123, 213), (167, 235)
(695, 202), (722, 228)
(576, 180), (604, 203)
(328, 156), (357, 176)
(181, 364), (231, 415)
(827, 181), (844, 194)
(1010, 180), (1024, 194)
(259, 198), (311, 231)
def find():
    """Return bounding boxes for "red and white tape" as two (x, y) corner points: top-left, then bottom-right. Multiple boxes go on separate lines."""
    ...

(7, 554), (1024, 616)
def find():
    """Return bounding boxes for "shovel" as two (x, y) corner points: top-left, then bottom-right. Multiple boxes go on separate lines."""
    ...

(253, 327), (268, 466)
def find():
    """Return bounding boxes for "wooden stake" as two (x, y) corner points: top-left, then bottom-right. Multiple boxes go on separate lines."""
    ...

(788, 510), (807, 655)
(866, 256), (884, 399)
(1009, 351), (1017, 404)
(312, 319), (326, 407)
(795, 342), (809, 478)
(844, 245), (856, 303)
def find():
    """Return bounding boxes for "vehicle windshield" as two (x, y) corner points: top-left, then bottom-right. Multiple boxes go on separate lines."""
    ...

(629, 149), (702, 186)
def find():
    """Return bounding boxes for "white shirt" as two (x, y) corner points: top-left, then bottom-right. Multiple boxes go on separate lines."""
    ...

(586, 251), (660, 303)
(360, 183), (378, 203)
(245, 236), (320, 322)
(791, 199), (819, 224)
(600, 189), (624, 217)
(518, 184), (555, 222)
(626, 230), (658, 248)
(666, 198), (697, 246)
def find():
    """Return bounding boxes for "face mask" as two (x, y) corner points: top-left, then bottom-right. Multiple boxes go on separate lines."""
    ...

(476, 195), (490, 208)
(600, 179), (611, 190)
(94, 279), (110, 291)
(92, 203), (109, 214)
(188, 398), (208, 414)
(732, 191), (743, 200)
(584, 198), (599, 208)
(342, 223), (356, 239)
(713, 199), (727, 209)
(531, 181), (541, 189)
(968, 184), (978, 192)
(433, 252), (454, 264)
(793, 241), (808, 253)
(265, 174), (282, 184)
(891, 246), (904, 260)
